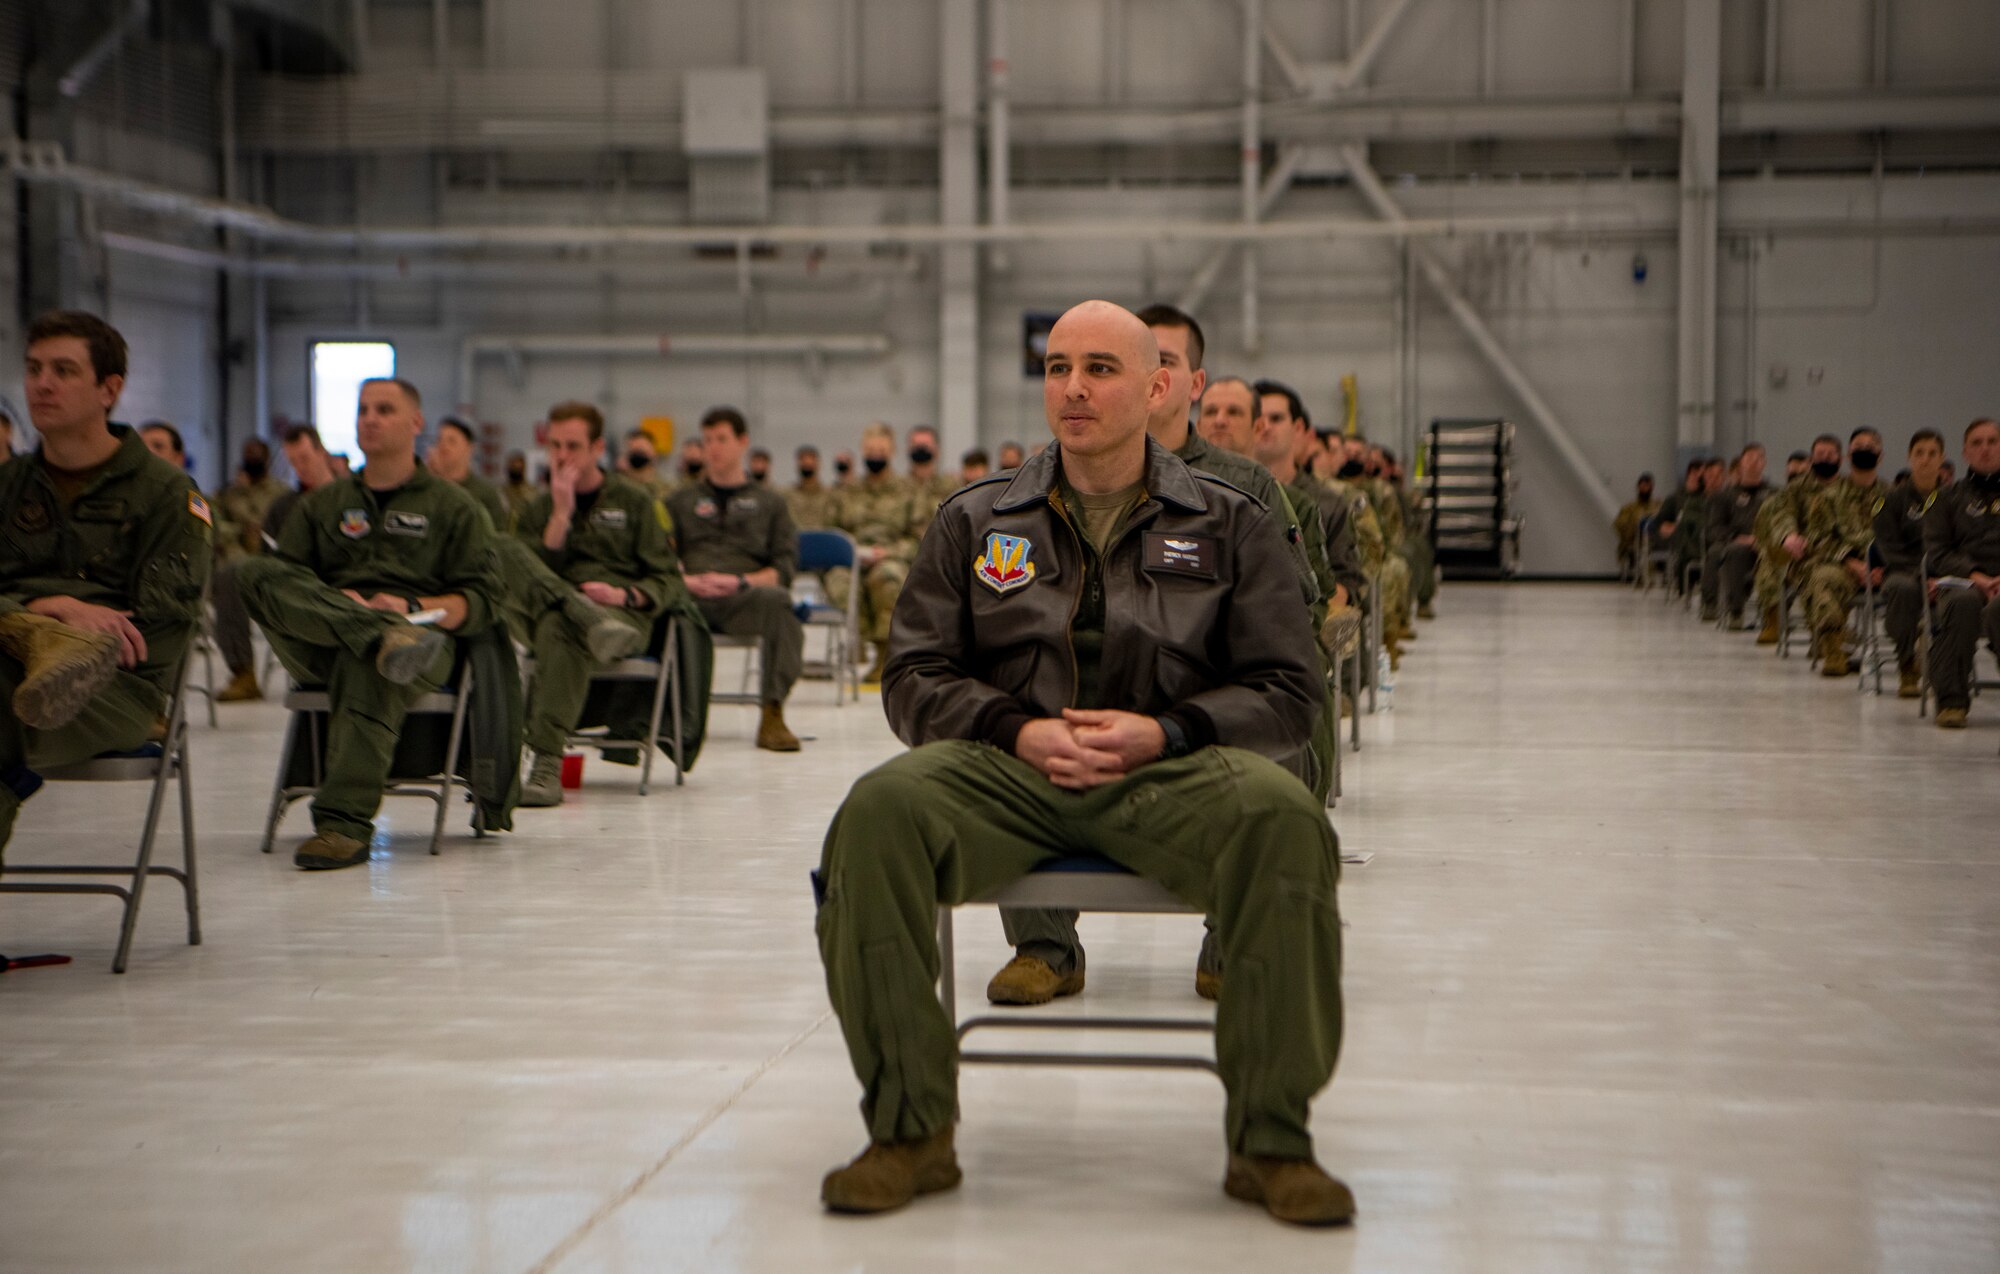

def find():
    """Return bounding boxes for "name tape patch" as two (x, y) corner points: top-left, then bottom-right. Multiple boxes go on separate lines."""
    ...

(1143, 532), (1216, 579)
(385, 510), (430, 537)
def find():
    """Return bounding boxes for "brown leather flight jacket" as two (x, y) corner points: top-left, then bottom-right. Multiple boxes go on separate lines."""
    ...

(883, 437), (1324, 765)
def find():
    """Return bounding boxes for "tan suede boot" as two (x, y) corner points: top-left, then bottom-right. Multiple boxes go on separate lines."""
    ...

(1898, 658), (1920, 699)
(1756, 607), (1780, 645)
(821, 1127), (962, 1214)
(985, 954), (1084, 1005)
(215, 668), (262, 703)
(0, 612), (120, 730)
(1820, 638), (1850, 677)
(1224, 1154), (1356, 1226)
(374, 624), (447, 685)
(756, 702), (801, 752)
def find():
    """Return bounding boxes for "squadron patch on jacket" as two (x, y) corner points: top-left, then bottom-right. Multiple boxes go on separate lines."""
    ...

(340, 509), (371, 539)
(974, 531), (1037, 595)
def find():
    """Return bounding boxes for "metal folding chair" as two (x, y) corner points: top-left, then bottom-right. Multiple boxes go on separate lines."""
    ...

(0, 651), (201, 973)
(796, 529), (862, 705)
(259, 661), (480, 857)
(939, 857), (1216, 1076)
(558, 615), (685, 794)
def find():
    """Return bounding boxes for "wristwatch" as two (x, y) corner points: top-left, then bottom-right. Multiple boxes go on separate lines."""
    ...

(1156, 715), (1192, 760)
(736, 574), (749, 594)
(405, 596), (422, 615)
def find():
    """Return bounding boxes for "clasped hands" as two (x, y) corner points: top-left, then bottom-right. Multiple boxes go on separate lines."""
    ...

(1016, 709), (1166, 791)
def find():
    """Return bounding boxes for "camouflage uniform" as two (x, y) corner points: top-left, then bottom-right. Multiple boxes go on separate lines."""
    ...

(786, 477), (837, 531)
(1613, 497), (1661, 575)
(215, 474), (290, 564)
(1763, 475), (1876, 641)
(826, 473), (920, 646)
(906, 470), (962, 541)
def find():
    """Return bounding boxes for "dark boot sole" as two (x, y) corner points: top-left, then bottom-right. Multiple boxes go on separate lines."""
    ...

(12, 633), (119, 730)
(295, 851), (369, 871)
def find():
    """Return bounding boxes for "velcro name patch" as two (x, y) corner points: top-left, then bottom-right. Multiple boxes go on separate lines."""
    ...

(1143, 532), (1217, 579)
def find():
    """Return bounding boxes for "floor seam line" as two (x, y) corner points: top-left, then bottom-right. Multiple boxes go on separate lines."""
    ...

(521, 1008), (834, 1274)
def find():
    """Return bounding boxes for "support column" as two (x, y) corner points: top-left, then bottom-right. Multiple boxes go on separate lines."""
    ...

(1676, 0), (1721, 450)
(937, 0), (980, 453)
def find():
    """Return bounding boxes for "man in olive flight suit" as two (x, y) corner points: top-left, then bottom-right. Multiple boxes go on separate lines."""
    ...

(1875, 429), (1948, 696)
(512, 401), (682, 806)
(1924, 417), (2000, 729)
(1704, 443), (1772, 628)
(665, 406), (806, 753)
(1, 311), (213, 863)
(239, 377), (503, 870)
(815, 301), (1350, 1227)
(427, 416), (511, 531)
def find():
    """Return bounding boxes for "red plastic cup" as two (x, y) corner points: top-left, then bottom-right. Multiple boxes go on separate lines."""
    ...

(560, 752), (584, 789)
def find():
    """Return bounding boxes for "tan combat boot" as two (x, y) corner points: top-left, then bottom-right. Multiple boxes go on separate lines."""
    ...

(756, 702), (801, 752)
(985, 954), (1084, 1005)
(1755, 607), (1780, 645)
(374, 624), (447, 685)
(1224, 1154), (1356, 1226)
(0, 612), (120, 730)
(294, 829), (370, 871)
(215, 668), (262, 703)
(821, 1127), (962, 1214)
(1936, 707), (1968, 729)
(1195, 970), (1222, 1002)
(1820, 637), (1850, 677)
(1898, 658), (1920, 699)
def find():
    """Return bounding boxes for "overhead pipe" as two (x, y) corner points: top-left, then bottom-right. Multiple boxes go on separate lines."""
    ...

(456, 332), (892, 417)
(986, 0), (1010, 265)
(6, 144), (1628, 251)
(1341, 144), (1621, 522)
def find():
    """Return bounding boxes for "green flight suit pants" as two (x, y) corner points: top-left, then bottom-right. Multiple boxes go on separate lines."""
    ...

(238, 557), (454, 841)
(696, 585), (803, 705)
(816, 740), (1343, 1159)
(0, 663), (162, 863)
(524, 606), (653, 755)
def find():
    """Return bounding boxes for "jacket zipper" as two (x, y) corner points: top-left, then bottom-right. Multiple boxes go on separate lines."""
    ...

(1047, 493), (1085, 708)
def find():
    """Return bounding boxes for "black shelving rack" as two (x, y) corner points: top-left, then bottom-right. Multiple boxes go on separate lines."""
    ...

(1425, 417), (1521, 579)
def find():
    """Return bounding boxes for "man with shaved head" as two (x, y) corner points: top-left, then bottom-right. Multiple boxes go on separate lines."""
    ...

(815, 301), (1350, 1226)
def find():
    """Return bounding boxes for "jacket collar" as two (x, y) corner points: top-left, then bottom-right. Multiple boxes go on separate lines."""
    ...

(31, 423), (151, 487)
(992, 436), (1208, 515)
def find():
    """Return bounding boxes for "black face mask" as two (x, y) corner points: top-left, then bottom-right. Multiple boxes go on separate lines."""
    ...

(909, 446), (935, 467)
(243, 459), (268, 481)
(1338, 459), (1366, 479)
(1849, 448), (1880, 472)
(683, 460), (704, 478)
(1638, 488), (1653, 503)
(1811, 459), (1840, 479)
(835, 461), (852, 477)
(864, 457), (889, 475)
(798, 466), (817, 481)
(628, 453), (652, 470)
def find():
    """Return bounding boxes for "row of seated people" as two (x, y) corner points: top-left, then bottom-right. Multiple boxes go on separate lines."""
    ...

(1, 302), (1363, 1226)
(1629, 421), (2000, 726)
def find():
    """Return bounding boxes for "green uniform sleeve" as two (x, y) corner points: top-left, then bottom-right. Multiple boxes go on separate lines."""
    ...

(768, 496), (799, 587)
(628, 497), (683, 611)
(132, 477), (215, 681)
(435, 498), (500, 633)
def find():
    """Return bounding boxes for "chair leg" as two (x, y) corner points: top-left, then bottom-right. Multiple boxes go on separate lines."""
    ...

(433, 675), (473, 856)
(111, 721), (178, 974)
(936, 905), (957, 1025)
(203, 645), (218, 728)
(639, 627), (674, 797)
(177, 730), (201, 946)
(260, 709), (302, 854)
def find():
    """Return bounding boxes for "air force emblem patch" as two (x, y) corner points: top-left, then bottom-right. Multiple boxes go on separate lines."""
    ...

(975, 531), (1036, 595)
(339, 509), (371, 539)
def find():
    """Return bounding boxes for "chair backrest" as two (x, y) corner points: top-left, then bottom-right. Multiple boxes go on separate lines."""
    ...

(797, 529), (858, 573)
